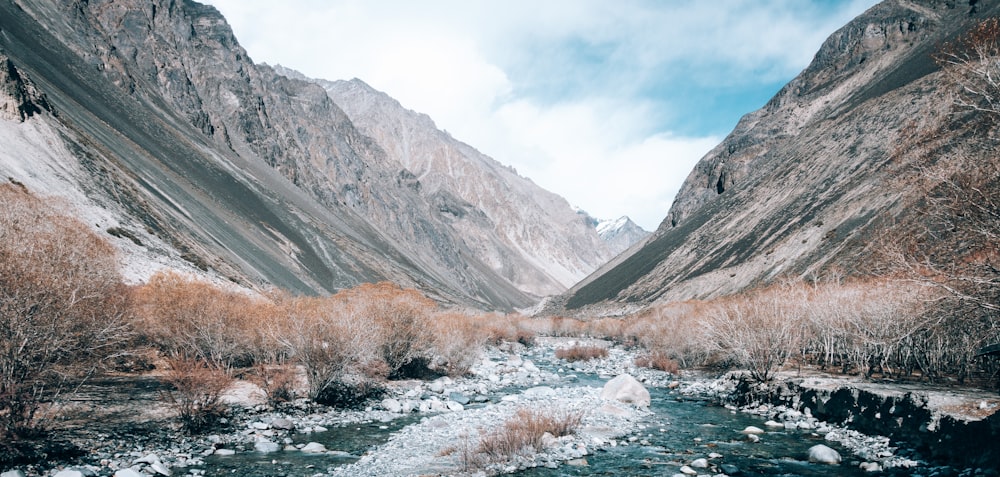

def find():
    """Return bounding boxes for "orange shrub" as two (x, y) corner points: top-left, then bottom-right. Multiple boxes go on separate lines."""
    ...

(555, 345), (608, 362)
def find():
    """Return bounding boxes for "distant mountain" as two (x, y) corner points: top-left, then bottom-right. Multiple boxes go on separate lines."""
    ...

(595, 216), (650, 256)
(551, 0), (1000, 315)
(0, 0), (615, 310)
(274, 69), (614, 296)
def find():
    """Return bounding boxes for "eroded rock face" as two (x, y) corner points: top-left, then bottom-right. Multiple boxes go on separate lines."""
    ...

(0, 55), (51, 122)
(559, 0), (1000, 313)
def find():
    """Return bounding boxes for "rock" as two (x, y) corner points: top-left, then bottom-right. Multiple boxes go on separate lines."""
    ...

(254, 440), (281, 453)
(667, 381), (681, 389)
(720, 463), (740, 475)
(690, 458), (708, 468)
(523, 386), (556, 398)
(797, 421), (814, 430)
(213, 449), (236, 456)
(448, 392), (470, 405)
(741, 426), (764, 435)
(113, 470), (148, 477)
(0, 472), (25, 477)
(251, 422), (269, 430)
(53, 471), (85, 477)
(133, 454), (162, 466)
(747, 434), (760, 443)
(860, 462), (882, 472)
(523, 360), (539, 373)
(679, 465), (698, 475)
(271, 418), (295, 430)
(402, 400), (418, 413)
(381, 398), (402, 413)
(148, 462), (171, 477)
(708, 452), (723, 459)
(506, 355), (523, 368)
(301, 442), (327, 454)
(313, 425), (328, 432)
(566, 458), (588, 467)
(764, 420), (783, 428)
(600, 374), (650, 407)
(446, 401), (464, 412)
(598, 402), (632, 417)
(808, 444), (842, 464)
(541, 432), (559, 449)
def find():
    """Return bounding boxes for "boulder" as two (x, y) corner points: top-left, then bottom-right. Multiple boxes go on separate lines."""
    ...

(53, 471), (85, 477)
(741, 426), (764, 435)
(448, 392), (470, 405)
(600, 374), (650, 407)
(271, 418), (295, 430)
(1, 471), (26, 477)
(133, 454), (162, 466)
(446, 401), (464, 412)
(522, 360), (539, 373)
(679, 465), (697, 475)
(860, 462), (882, 472)
(690, 458), (708, 468)
(808, 444), (841, 464)
(213, 449), (236, 456)
(301, 442), (327, 453)
(381, 398), (402, 413)
(148, 462), (171, 477)
(254, 440), (281, 453)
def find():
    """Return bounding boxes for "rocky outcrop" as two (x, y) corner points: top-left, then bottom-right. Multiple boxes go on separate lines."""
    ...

(557, 0), (999, 313)
(0, 0), (609, 309)
(733, 377), (1000, 468)
(278, 71), (614, 296)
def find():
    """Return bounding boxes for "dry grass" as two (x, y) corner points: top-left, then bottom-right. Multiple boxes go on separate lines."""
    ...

(634, 351), (680, 374)
(555, 345), (608, 362)
(475, 408), (582, 463)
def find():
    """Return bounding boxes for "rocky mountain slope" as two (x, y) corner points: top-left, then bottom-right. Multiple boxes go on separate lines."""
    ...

(555, 0), (999, 314)
(0, 0), (611, 310)
(274, 70), (615, 296)
(593, 216), (651, 257)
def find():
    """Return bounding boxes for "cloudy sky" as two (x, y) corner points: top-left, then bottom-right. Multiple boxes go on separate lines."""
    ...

(204, 0), (878, 230)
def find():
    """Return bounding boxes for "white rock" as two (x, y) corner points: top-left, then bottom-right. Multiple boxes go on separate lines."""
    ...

(254, 440), (281, 453)
(690, 458), (709, 468)
(522, 360), (539, 373)
(149, 462), (171, 477)
(251, 422), (269, 430)
(271, 418), (295, 430)
(860, 462), (882, 472)
(301, 442), (327, 454)
(747, 434), (760, 443)
(53, 471), (85, 477)
(522, 386), (556, 398)
(213, 449), (236, 456)
(600, 374), (650, 407)
(679, 465), (697, 475)
(764, 420), (783, 428)
(1, 471), (26, 477)
(506, 355), (523, 368)
(808, 444), (842, 464)
(381, 398), (402, 413)
(741, 426), (765, 435)
(113, 470), (148, 477)
(133, 454), (161, 466)
(446, 401), (464, 412)
(313, 425), (328, 432)
(708, 452), (723, 459)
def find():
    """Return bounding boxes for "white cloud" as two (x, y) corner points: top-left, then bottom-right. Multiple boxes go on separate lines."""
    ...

(203, 0), (877, 230)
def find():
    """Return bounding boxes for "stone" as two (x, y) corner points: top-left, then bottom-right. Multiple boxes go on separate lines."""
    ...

(313, 425), (328, 432)
(541, 432), (559, 449)
(446, 401), (464, 412)
(301, 442), (327, 454)
(271, 418), (295, 430)
(764, 420), (783, 428)
(741, 426), (764, 434)
(401, 400), (418, 413)
(808, 444), (841, 464)
(148, 462), (171, 477)
(598, 402), (632, 417)
(428, 379), (446, 393)
(690, 458), (708, 468)
(708, 452), (723, 459)
(747, 434), (760, 443)
(53, 471), (85, 477)
(566, 458), (588, 467)
(1, 471), (26, 477)
(679, 465), (697, 475)
(506, 355), (523, 368)
(133, 454), (162, 466)
(113, 470), (148, 477)
(522, 360), (539, 373)
(720, 463), (740, 475)
(381, 398), (403, 413)
(254, 440), (281, 453)
(448, 392), (470, 405)
(600, 374), (650, 407)
(213, 449), (236, 456)
(667, 381), (680, 389)
(251, 422), (269, 430)
(523, 386), (556, 398)
(860, 462), (882, 472)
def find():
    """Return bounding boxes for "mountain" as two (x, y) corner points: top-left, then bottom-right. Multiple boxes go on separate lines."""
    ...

(0, 0), (609, 310)
(553, 0), (999, 315)
(595, 216), (650, 256)
(272, 69), (614, 296)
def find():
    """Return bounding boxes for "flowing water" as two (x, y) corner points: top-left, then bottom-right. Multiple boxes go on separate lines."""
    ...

(202, 362), (919, 476)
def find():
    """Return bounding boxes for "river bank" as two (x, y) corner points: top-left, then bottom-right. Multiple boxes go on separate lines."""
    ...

(3, 338), (998, 477)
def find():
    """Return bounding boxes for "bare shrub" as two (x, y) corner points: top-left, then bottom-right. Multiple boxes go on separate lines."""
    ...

(161, 357), (233, 433)
(0, 185), (132, 442)
(429, 312), (489, 377)
(133, 271), (277, 370)
(936, 18), (1000, 118)
(482, 314), (537, 347)
(252, 363), (297, 405)
(555, 345), (608, 362)
(475, 408), (582, 463)
(704, 285), (805, 382)
(624, 301), (714, 369)
(634, 351), (680, 374)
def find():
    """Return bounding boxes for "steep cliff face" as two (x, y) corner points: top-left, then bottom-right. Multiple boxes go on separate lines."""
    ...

(557, 0), (998, 314)
(276, 72), (615, 296)
(0, 0), (561, 309)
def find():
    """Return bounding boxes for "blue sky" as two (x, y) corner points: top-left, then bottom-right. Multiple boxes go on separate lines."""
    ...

(204, 0), (879, 230)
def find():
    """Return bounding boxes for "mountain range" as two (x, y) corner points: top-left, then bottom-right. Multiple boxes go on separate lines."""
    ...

(0, 0), (645, 311)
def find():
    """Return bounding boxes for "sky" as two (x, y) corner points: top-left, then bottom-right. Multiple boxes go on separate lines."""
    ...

(203, 0), (879, 230)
